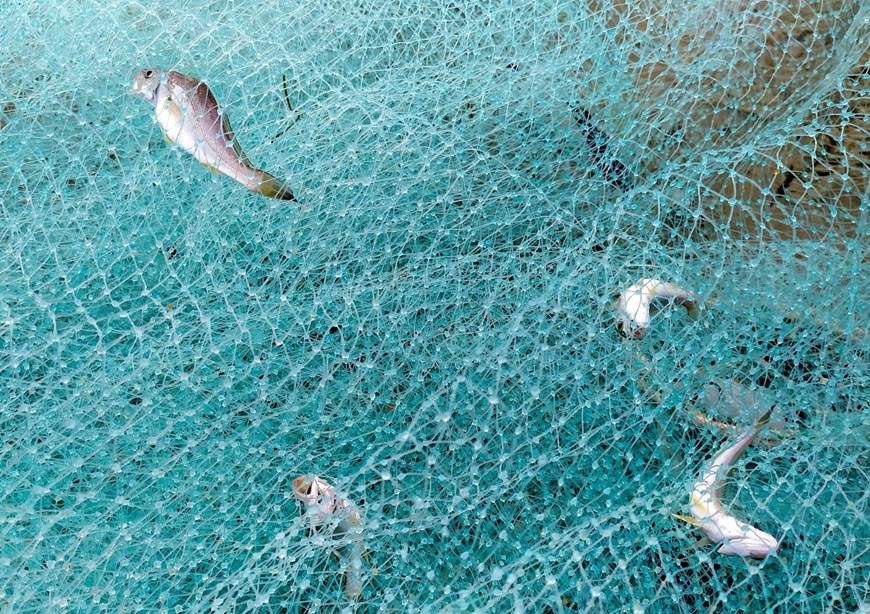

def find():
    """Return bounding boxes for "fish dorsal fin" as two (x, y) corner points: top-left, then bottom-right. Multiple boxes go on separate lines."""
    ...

(755, 408), (772, 431)
(221, 112), (253, 168)
(673, 513), (703, 527)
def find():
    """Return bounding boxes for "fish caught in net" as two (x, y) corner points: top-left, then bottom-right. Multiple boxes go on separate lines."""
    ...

(0, 0), (867, 611)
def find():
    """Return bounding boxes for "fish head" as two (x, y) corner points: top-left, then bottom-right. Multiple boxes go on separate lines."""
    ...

(614, 283), (652, 339)
(131, 68), (163, 103)
(616, 315), (647, 339)
(292, 474), (334, 508)
(291, 474), (360, 529)
(716, 529), (779, 558)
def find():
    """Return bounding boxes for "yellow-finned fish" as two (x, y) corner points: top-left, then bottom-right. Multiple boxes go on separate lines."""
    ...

(615, 278), (700, 339)
(292, 475), (364, 599)
(131, 68), (295, 200)
(674, 410), (780, 558)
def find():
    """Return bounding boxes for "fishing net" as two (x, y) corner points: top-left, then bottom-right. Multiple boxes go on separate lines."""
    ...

(0, 0), (867, 611)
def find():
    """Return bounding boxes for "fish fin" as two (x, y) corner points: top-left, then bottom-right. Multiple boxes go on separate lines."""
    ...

(688, 537), (712, 551)
(162, 97), (184, 126)
(221, 113), (253, 167)
(157, 97), (182, 145)
(672, 513), (703, 527)
(755, 408), (773, 431)
(282, 73), (293, 113)
(255, 170), (296, 201)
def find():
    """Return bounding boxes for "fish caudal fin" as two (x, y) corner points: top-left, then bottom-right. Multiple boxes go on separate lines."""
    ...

(344, 561), (363, 599)
(254, 170), (296, 201)
(673, 292), (701, 320)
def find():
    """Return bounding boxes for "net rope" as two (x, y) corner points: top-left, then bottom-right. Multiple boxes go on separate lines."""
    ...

(0, 0), (867, 611)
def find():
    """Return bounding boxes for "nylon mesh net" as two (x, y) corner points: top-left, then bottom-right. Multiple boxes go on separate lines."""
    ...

(1, 0), (868, 611)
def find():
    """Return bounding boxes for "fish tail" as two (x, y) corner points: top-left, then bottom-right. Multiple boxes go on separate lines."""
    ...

(254, 170), (296, 201)
(684, 296), (701, 320)
(674, 289), (701, 319)
(651, 281), (701, 318)
(344, 542), (364, 599)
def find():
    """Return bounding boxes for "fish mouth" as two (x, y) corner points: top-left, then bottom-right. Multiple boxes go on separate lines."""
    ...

(616, 320), (646, 340)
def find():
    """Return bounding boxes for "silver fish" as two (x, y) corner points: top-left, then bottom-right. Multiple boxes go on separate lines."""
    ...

(615, 278), (700, 339)
(131, 68), (295, 200)
(674, 410), (780, 558)
(292, 475), (364, 599)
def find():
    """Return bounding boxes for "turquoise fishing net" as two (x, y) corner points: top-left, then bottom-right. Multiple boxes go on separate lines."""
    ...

(1, 0), (868, 611)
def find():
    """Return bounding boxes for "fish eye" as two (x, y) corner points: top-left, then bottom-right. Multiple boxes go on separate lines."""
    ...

(144, 69), (154, 79)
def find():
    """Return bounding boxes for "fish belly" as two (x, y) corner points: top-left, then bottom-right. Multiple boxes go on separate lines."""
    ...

(155, 100), (221, 171)
(156, 100), (186, 146)
(155, 94), (258, 189)
(183, 131), (249, 183)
